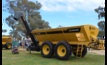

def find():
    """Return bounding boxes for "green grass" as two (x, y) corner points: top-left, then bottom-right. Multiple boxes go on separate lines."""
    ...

(2, 49), (105, 65)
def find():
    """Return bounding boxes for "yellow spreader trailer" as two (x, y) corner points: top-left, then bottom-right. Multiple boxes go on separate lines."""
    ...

(13, 11), (105, 60)
(31, 24), (105, 60)
(32, 25), (98, 46)
(2, 36), (12, 49)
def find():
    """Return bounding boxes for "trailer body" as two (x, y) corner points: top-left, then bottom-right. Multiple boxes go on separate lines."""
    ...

(30, 24), (105, 60)
(31, 25), (99, 46)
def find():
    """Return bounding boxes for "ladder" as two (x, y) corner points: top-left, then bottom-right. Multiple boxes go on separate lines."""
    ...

(76, 44), (84, 57)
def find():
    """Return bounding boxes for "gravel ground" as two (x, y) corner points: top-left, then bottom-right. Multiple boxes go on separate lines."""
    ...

(88, 49), (105, 55)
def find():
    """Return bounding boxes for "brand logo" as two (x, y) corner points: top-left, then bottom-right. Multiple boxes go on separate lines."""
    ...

(68, 28), (80, 32)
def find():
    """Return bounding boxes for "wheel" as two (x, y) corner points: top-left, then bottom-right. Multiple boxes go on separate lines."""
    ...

(5, 43), (12, 49)
(41, 41), (54, 58)
(54, 41), (71, 60)
(73, 45), (87, 57)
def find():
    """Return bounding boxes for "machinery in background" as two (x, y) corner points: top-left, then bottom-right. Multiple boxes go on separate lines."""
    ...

(2, 35), (12, 49)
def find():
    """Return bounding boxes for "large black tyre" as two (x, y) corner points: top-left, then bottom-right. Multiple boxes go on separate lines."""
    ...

(73, 45), (87, 57)
(5, 43), (12, 49)
(54, 41), (71, 60)
(41, 41), (54, 58)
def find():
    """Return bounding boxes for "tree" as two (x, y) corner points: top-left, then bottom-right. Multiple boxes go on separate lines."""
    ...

(3, 0), (51, 39)
(97, 21), (105, 37)
(98, 21), (105, 31)
(95, 6), (105, 19)
(2, 24), (7, 33)
(94, 4), (105, 38)
(57, 25), (63, 28)
(2, 29), (7, 33)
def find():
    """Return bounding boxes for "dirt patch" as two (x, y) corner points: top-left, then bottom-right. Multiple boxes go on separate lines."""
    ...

(18, 48), (26, 52)
(88, 49), (105, 55)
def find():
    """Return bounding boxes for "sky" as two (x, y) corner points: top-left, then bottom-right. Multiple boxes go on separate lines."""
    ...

(2, 0), (105, 35)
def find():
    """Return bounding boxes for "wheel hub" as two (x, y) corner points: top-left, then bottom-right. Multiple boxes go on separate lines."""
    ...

(43, 45), (50, 55)
(57, 45), (66, 57)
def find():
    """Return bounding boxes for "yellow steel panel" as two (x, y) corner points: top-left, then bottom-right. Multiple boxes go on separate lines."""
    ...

(2, 36), (12, 45)
(32, 24), (99, 46)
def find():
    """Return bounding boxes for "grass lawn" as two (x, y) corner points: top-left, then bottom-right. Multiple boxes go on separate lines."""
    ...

(2, 49), (105, 65)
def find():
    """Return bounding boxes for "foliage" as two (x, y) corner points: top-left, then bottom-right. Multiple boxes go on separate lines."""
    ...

(2, 29), (7, 33)
(57, 25), (64, 28)
(2, 22), (7, 33)
(3, 0), (51, 39)
(94, 4), (105, 38)
(95, 6), (105, 19)
(98, 31), (105, 37)
(97, 21), (105, 31)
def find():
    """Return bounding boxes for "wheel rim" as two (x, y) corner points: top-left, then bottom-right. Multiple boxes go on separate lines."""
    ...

(43, 45), (50, 55)
(57, 45), (66, 57)
(8, 44), (11, 49)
